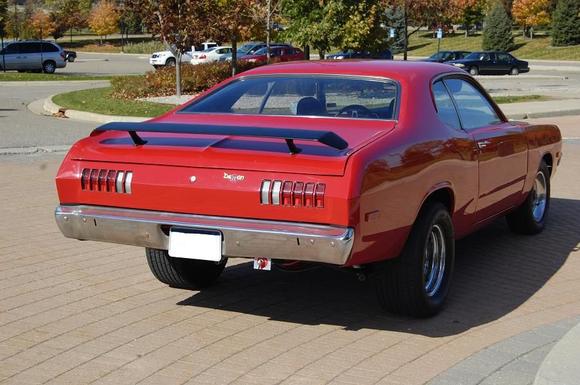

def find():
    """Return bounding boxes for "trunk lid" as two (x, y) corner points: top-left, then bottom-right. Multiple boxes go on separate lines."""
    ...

(71, 114), (395, 176)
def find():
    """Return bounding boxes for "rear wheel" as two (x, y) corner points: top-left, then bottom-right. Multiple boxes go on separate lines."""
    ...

(510, 67), (520, 75)
(506, 160), (550, 234)
(374, 202), (455, 317)
(469, 66), (479, 76)
(165, 58), (176, 67)
(146, 248), (227, 289)
(42, 60), (56, 74)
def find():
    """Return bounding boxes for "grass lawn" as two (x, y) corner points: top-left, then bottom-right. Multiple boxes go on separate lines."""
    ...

(493, 95), (549, 104)
(53, 87), (175, 118)
(407, 32), (580, 61)
(0, 72), (113, 81)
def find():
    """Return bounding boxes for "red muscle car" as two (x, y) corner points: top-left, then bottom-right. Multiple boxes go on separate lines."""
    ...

(55, 61), (562, 317)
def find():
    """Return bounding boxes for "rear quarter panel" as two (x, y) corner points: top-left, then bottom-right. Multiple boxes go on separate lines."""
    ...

(345, 73), (479, 266)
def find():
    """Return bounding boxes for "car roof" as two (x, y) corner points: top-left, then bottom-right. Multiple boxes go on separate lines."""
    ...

(241, 60), (464, 81)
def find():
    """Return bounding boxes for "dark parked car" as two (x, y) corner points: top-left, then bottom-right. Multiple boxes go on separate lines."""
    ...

(424, 50), (470, 63)
(448, 51), (529, 76)
(64, 50), (76, 62)
(326, 49), (393, 60)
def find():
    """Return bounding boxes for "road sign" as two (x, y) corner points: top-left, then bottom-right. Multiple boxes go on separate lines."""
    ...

(389, 28), (395, 39)
(436, 28), (443, 39)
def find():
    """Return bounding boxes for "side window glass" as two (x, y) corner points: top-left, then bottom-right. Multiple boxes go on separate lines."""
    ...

(42, 43), (58, 52)
(445, 78), (501, 130)
(497, 53), (510, 62)
(4, 44), (19, 54)
(432, 81), (461, 130)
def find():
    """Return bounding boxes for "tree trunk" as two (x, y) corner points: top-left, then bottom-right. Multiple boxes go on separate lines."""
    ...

(231, 38), (238, 77)
(319, 50), (325, 60)
(530, 27), (534, 39)
(403, 2), (408, 61)
(304, 45), (310, 60)
(175, 51), (181, 97)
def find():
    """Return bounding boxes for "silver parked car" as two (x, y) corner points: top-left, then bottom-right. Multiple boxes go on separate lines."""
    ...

(0, 41), (67, 73)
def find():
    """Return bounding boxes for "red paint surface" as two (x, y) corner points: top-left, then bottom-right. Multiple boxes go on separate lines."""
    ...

(55, 61), (562, 266)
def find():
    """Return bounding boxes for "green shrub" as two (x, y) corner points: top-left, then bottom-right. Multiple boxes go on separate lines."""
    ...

(111, 61), (263, 99)
(482, 2), (514, 51)
(552, 0), (580, 47)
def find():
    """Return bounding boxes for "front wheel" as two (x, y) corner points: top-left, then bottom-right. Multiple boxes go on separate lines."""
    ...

(506, 161), (550, 234)
(510, 67), (519, 75)
(374, 202), (455, 317)
(165, 58), (176, 67)
(146, 248), (227, 289)
(469, 66), (479, 76)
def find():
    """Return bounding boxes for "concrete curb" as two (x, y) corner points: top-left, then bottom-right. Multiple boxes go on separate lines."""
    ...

(534, 321), (580, 385)
(43, 95), (147, 124)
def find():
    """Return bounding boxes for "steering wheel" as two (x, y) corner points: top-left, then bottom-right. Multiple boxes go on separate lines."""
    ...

(336, 104), (374, 118)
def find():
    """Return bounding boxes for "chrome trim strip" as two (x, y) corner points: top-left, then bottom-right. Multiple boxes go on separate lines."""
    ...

(55, 205), (355, 265)
(260, 180), (271, 204)
(271, 180), (282, 205)
(115, 171), (125, 193)
(124, 172), (133, 194)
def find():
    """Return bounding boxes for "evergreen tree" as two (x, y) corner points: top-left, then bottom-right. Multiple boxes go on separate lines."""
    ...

(482, 1), (514, 51)
(552, 0), (580, 46)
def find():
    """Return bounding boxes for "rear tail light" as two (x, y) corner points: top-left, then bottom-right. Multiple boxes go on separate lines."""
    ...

(81, 168), (133, 194)
(260, 180), (325, 208)
(60, 51), (66, 59)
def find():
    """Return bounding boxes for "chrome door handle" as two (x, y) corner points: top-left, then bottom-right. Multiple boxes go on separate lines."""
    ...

(477, 140), (491, 149)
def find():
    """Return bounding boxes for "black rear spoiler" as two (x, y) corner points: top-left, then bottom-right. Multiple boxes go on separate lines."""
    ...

(94, 122), (349, 154)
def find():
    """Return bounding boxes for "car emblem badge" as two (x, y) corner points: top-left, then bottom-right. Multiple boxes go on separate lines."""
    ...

(224, 172), (245, 183)
(189, 176), (197, 183)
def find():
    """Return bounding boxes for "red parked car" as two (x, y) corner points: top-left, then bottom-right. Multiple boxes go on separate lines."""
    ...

(240, 45), (305, 64)
(55, 61), (561, 317)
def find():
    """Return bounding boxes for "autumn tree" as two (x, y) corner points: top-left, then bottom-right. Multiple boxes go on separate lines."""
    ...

(48, 0), (90, 42)
(88, 0), (119, 44)
(552, 0), (580, 46)
(214, 0), (265, 75)
(126, 0), (215, 96)
(452, 0), (485, 37)
(30, 10), (56, 39)
(482, 1), (514, 51)
(280, 0), (331, 58)
(512, 0), (550, 38)
(0, 0), (6, 35)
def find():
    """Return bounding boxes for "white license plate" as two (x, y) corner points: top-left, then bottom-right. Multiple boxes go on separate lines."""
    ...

(168, 228), (222, 262)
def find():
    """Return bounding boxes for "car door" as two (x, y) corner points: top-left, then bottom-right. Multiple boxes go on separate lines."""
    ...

(445, 77), (528, 222)
(495, 53), (512, 74)
(1, 43), (22, 70)
(20, 42), (42, 70)
(478, 52), (494, 74)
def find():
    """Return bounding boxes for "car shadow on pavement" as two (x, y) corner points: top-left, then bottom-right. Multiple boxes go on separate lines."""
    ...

(178, 197), (578, 336)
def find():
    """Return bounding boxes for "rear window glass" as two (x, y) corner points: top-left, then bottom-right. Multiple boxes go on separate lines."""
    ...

(181, 76), (398, 120)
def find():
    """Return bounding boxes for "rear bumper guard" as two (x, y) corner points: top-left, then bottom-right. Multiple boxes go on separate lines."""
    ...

(55, 205), (354, 265)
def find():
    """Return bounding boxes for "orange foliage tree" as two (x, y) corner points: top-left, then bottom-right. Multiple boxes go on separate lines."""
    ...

(30, 10), (56, 39)
(88, 0), (119, 43)
(512, 0), (550, 39)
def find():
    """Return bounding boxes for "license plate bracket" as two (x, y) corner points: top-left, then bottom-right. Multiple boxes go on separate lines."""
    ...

(168, 227), (222, 262)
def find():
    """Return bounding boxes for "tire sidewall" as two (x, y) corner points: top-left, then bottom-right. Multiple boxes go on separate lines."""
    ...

(510, 67), (519, 75)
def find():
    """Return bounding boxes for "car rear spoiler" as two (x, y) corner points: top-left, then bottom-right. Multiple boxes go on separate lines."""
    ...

(94, 122), (349, 154)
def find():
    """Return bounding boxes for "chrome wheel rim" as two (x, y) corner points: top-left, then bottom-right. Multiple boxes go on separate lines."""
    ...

(532, 171), (547, 222)
(45, 63), (54, 72)
(423, 224), (446, 297)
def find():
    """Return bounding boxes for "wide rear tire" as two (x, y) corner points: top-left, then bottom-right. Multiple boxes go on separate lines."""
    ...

(506, 160), (550, 235)
(146, 248), (227, 289)
(374, 202), (455, 317)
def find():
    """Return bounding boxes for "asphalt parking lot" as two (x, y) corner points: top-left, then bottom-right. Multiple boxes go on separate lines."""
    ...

(1, 58), (580, 384)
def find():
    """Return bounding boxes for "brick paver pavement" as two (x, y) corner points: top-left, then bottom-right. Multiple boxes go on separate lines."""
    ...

(1, 116), (579, 385)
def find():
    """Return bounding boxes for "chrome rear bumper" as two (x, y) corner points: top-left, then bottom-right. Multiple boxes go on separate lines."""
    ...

(55, 205), (354, 265)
